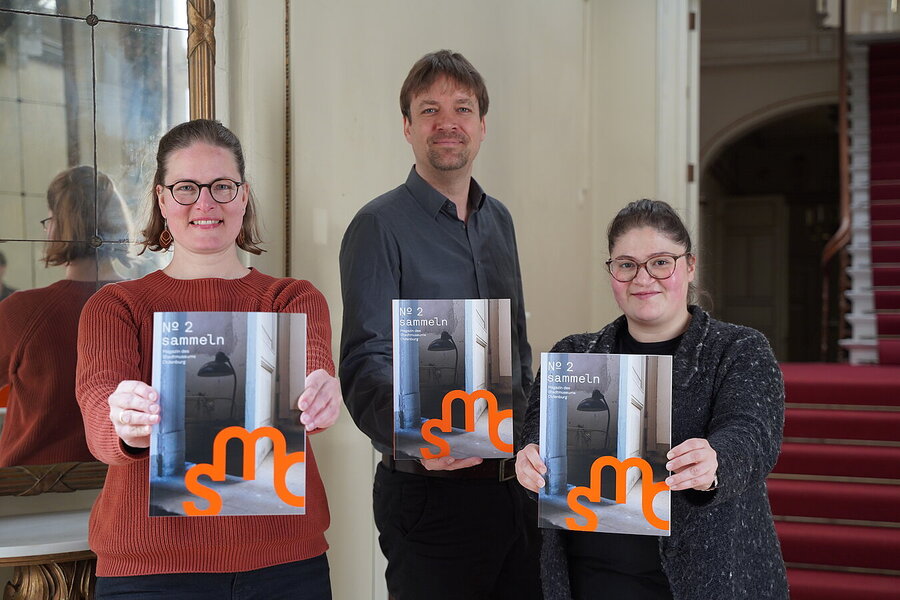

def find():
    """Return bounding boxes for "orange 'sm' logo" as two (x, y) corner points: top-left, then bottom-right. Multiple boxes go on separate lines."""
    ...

(182, 426), (305, 516)
(566, 456), (669, 532)
(419, 389), (512, 459)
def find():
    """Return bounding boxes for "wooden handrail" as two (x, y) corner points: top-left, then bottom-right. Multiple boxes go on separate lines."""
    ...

(821, 0), (851, 361)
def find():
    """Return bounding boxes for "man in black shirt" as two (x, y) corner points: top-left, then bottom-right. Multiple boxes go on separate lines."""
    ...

(339, 50), (541, 599)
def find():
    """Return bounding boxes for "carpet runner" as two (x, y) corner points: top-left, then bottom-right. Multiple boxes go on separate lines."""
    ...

(869, 42), (900, 366)
(774, 363), (900, 599)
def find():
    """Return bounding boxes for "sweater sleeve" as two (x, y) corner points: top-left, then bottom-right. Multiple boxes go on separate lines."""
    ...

(75, 286), (146, 465)
(686, 328), (785, 507)
(0, 300), (18, 389)
(275, 280), (335, 377)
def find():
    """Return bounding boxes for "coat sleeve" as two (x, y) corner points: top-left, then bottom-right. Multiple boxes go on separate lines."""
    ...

(338, 212), (400, 450)
(508, 218), (533, 392)
(686, 328), (785, 507)
(276, 280), (335, 377)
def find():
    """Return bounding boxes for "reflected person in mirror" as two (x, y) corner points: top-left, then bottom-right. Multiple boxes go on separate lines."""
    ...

(516, 200), (788, 599)
(0, 166), (130, 467)
(76, 119), (339, 599)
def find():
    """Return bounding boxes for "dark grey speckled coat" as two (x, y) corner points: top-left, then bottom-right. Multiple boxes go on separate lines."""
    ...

(522, 306), (788, 600)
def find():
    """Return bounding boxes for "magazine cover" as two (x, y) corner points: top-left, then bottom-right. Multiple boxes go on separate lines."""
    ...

(392, 299), (514, 460)
(149, 311), (307, 517)
(538, 352), (672, 536)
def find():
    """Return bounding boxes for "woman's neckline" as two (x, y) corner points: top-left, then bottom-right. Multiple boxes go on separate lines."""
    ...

(157, 266), (256, 282)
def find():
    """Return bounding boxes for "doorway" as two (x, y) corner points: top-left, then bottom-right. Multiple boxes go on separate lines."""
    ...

(700, 106), (841, 361)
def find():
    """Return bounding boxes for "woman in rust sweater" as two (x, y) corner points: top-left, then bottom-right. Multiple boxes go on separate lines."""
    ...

(0, 166), (130, 467)
(76, 120), (340, 599)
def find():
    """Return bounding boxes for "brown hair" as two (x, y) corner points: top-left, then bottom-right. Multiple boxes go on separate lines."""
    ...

(400, 50), (489, 121)
(44, 166), (132, 267)
(607, 199), (703, 305)
(141, 119), (264, 255)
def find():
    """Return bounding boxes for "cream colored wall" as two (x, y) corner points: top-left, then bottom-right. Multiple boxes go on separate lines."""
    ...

(222, 1), (673, 599)
(588, 0), (661, 326)
(217, 0), (288, 278)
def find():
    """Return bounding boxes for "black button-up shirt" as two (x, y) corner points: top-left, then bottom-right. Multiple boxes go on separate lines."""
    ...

(339, 166), (533, 454)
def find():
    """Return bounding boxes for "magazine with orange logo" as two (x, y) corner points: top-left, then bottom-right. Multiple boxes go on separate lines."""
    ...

(539, 352), (672, 535)
(392, 299), (514, 460)
(148, 311), (307, 517)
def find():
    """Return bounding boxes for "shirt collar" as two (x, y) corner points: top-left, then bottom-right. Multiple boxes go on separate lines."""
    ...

(404, 165), (486, 220)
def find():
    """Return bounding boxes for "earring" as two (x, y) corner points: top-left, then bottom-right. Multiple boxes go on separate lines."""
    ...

(159, 219), (173, 247)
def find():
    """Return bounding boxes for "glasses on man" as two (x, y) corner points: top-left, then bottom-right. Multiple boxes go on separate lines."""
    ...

(40, 217), (53, 232)
(163, 179), (243, 205)
(605, 253), (691, 283)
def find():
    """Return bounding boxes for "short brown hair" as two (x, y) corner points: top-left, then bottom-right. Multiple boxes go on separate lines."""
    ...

(44, 166), (132, 267)
(141, 119), (264, 255)
(400, 50), (489, 121)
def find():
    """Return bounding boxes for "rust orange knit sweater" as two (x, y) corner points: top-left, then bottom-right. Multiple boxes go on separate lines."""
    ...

(0, 280), (97, 467)
(76, 268), (331, 576)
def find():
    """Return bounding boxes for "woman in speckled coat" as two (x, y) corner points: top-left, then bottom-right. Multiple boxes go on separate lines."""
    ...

(516, 199), (788, 600)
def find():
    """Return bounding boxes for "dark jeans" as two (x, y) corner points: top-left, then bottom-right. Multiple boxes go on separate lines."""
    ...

(95, 554), (331, 600)
(374, 462), (542, 600)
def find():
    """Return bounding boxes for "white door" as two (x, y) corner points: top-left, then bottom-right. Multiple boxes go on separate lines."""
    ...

(618, 355), (647, 492)
(465, 299), (489, 422)
(246, 312), (278, 468)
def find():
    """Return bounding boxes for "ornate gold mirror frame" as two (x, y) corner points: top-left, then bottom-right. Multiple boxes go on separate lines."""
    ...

(0, 0), (215, 500)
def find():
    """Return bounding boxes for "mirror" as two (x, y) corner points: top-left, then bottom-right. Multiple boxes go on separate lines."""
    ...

(0, 0), (215, 495)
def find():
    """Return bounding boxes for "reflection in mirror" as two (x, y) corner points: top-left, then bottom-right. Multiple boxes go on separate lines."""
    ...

(95, 21), (188, 239)
(0, 250), (14, 299)
(0, 2), (189, 478)
(0, 1), (186, 28)
(0, 235), (172, 468)
(0, 167), (132, 467)
(0, 8), (93, 241)
(95, 0), (187, 29)
(0, 0), (91, 19)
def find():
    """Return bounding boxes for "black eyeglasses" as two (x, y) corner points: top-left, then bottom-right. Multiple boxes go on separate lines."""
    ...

(163, 179), (243, 205)
(605, 253), (691, 283)
(40, 217), (53, 232)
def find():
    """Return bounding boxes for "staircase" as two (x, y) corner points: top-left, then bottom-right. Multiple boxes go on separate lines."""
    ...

(869, 41), (900, 365)
(772, 363), (900, 599)
(844, 40), (900, 365)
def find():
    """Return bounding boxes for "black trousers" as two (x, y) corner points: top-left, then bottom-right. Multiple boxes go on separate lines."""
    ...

(373, 462), (543, 600)
(95, 554), (331, 600)
(565, 531), (672, 600)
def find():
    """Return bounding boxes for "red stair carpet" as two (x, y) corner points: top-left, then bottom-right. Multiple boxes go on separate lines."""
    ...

(869, 42), (900, 365)
(773, 363), (900, 599)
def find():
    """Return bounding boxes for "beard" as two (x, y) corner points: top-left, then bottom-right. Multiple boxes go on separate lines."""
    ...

(426, 134), (470, 171)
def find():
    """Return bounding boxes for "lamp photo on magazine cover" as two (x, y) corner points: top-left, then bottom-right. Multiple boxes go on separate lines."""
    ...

(149, 311), (307, 517)
(539, 352), (672, 536)
(393, 298), (514, 460)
